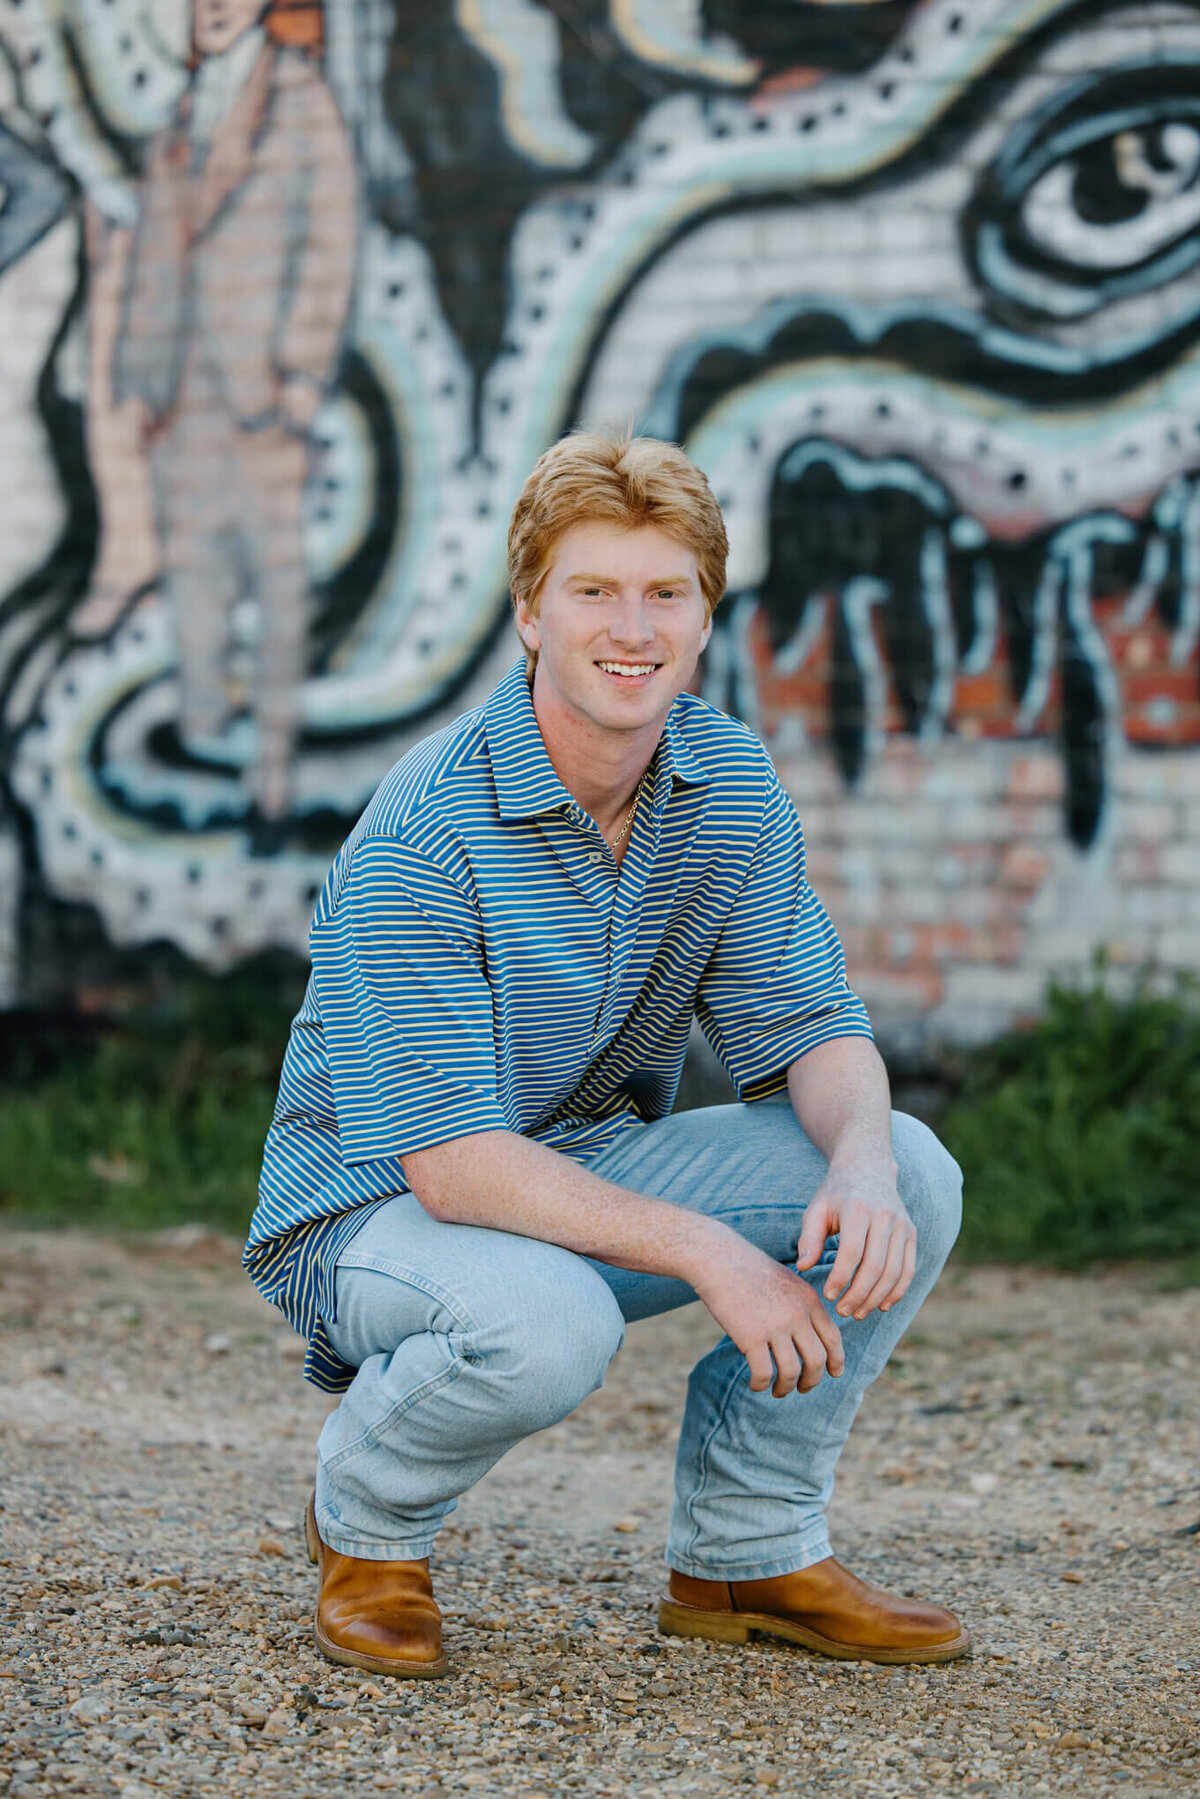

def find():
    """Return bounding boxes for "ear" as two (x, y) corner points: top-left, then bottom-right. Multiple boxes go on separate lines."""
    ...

(514, 595), (541, 654)
(699, 613), (714, 654)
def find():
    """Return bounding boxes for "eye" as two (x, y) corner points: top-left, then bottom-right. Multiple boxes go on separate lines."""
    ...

(1023, 123), (1200, 268)
(966, 62), (1200, 320)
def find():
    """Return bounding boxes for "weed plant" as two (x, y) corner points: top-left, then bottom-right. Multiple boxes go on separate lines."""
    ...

(940, 972), (1200, 1270)
(0, 971), (302, 1235)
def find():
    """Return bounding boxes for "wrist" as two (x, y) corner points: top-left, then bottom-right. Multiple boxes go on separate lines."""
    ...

(673, 1213), (746, 1291)
(826, 1138), (897, 1185)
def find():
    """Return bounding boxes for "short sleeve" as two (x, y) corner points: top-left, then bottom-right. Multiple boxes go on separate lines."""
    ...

(308, 836), (510, 1163)
(696, 779), (873, 1101)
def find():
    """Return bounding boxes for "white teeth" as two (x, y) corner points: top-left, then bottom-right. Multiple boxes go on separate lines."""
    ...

(598, 662), (656, 676)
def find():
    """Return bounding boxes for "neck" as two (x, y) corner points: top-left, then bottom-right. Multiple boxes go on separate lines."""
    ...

(529, 668), (663, 837)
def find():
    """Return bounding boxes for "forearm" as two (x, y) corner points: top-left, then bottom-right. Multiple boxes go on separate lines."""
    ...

(789, 1037), (914, 1314)
(786, 1035), (896, 1179)
(402, 1128), (729, 1283)
(404, 1124), (845, 1396)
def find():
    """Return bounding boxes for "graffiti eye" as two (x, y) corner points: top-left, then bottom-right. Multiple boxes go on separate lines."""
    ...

(1023, 123), (1200, 268)
(967, 63), (1200, 320)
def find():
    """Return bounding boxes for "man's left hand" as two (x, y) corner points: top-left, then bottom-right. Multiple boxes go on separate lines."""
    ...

(794, 1167), (917, 1321)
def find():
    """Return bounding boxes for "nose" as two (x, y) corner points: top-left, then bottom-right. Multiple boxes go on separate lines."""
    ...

(608, 596), (655, 648)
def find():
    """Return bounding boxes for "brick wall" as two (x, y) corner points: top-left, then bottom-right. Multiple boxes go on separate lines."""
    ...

(0, 0), (1197, 1041)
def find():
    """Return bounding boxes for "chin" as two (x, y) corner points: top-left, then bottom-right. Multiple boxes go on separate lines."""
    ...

(590, 677), (668, 715)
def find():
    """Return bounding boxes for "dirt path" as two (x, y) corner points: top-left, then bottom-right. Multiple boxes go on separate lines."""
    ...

(1, 1227), (1197, 1799)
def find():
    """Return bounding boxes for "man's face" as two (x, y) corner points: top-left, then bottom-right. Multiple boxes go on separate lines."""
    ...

(516, 520), (713, 739)
(192, 0), (265, 57)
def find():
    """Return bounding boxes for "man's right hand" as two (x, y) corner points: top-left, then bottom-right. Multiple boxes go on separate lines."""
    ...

(689, 1233), (845, 1398)
(405, 1131), (843, 1397)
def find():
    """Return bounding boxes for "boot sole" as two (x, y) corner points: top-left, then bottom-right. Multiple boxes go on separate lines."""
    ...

(657, 1597), (972, 1665)
(305, 1499), (451, 1680)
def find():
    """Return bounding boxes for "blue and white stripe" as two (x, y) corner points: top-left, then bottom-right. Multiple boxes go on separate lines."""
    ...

(244, 659), (872, 1391)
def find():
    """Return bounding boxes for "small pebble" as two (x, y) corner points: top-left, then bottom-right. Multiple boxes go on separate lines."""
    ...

(67, 1693), (111, 1723)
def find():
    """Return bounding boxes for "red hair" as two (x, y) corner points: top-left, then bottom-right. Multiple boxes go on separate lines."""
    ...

(509, 432), (728, 621)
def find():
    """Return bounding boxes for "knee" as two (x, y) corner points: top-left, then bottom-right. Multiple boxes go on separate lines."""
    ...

(892, 1112), (963, 1270)
(471, 1257), (625, 1432)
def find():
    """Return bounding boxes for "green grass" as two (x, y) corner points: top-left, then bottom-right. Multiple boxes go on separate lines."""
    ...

(940, 971), (1200, 1270)
(0, 971), (302, 1235)
(1, 966), (1197, 1275)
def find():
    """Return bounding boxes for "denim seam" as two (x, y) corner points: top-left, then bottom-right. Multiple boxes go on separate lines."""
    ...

(322, 1353), (469, 1474)
(677, 1353), (748, 1569)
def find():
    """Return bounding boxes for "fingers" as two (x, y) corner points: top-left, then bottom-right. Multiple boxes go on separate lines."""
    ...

(831, 1211), (921, 1319)
(769, 1338), (803, 1399)
(856, 1223), (911, 1318)
(810, 1303), (845, 1377)
(768, 1308), (845, 1398)
(794, 1197), (832, 1270)
(794, 1331), (827, 1394)
(745, 1343), (776, 1394)
(831, 1219), (887, 1317)
(880, 1231), (918, 1314)
(823, 1218), (868, 1306)
(747, 1329), (830, 1398)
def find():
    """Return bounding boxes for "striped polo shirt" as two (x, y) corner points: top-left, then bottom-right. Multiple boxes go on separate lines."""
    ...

(244, 659), (873, 1391)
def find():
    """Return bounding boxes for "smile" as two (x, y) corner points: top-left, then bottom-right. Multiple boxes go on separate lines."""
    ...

(596, 661), (660, 678)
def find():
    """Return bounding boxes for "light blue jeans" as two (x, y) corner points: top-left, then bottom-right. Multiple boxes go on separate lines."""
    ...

(314, 1102), (962, 1579)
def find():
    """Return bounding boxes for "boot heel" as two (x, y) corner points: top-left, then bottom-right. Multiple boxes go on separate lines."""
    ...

(304, 1498), (320, 1565)
(657, 1599), (751, 1645)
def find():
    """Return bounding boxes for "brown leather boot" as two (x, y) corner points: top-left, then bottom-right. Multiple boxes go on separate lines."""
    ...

(304, 1495), (450, 1679)
(659, 1558), (970, 1664)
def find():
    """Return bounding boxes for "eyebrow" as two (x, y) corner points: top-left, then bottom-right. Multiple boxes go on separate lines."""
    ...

(566, 572), (696, 586)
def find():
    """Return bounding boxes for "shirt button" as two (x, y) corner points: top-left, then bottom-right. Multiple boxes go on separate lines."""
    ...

(587, 851), (602, 864)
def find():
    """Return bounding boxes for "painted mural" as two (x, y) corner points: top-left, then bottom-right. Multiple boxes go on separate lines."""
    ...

(0, 0), (1198, 1002)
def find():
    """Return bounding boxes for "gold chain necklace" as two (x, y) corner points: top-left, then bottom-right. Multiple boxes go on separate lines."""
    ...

(606, 768), (651, 852)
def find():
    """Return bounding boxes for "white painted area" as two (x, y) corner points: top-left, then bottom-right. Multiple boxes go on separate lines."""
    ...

(0, 220), (76, 595)
(455, 0), (593, 167)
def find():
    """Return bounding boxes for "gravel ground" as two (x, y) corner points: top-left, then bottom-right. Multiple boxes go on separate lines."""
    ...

(0, 1226), (1197, 1799)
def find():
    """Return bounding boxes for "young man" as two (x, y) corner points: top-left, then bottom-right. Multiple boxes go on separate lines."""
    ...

(244, 433), (968, 1680)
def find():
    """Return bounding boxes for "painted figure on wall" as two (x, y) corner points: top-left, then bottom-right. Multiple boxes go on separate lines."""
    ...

(78, 0), (356, 827)
(0, 0), (1198, 985)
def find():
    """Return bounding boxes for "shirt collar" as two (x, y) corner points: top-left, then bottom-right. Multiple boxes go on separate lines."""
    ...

(656, 699), (713, 798)
(484, 659), (712, 823)
(484, 662), (576, 823)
